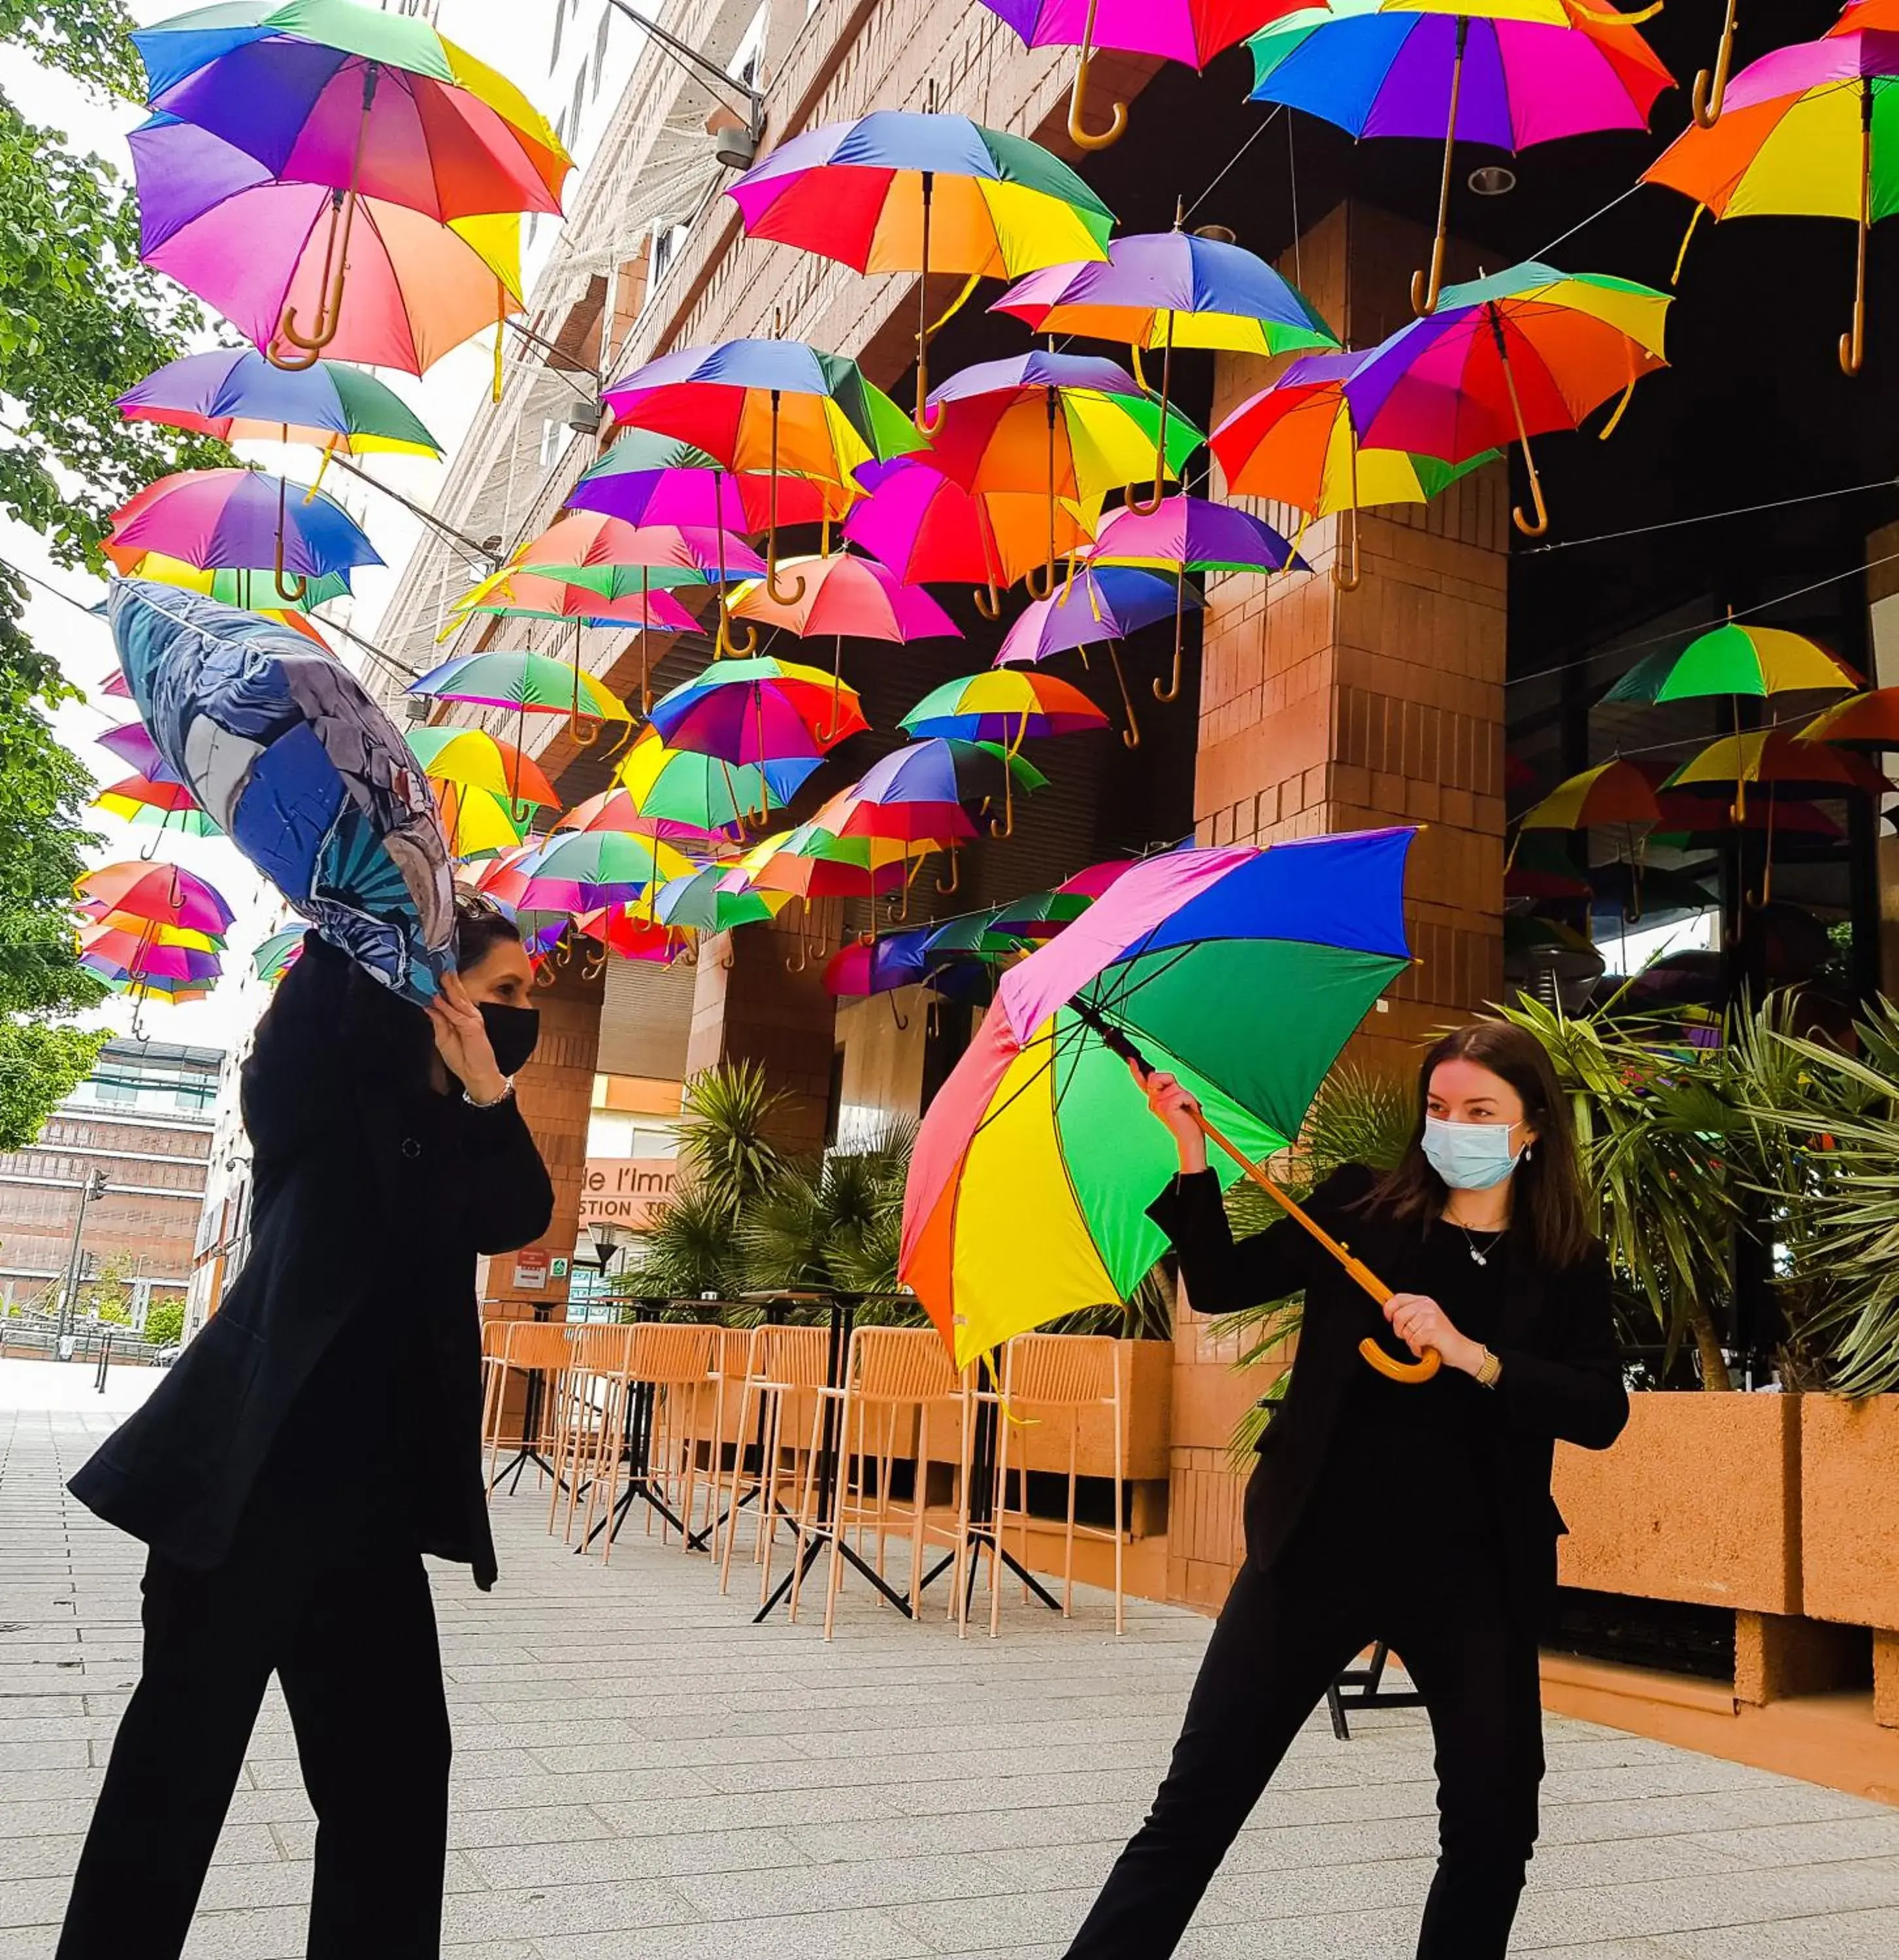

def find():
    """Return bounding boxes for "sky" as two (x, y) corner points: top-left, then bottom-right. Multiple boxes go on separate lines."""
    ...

(1, 2), (575, 1055)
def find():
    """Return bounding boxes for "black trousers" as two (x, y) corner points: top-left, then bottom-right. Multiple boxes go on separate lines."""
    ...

(1065, 1510), (1545, 1959)
(57, 1528), (451, 1960)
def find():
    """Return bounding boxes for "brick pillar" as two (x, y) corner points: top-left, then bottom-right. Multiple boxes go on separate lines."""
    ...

(1166, 204), (1510, 1609)
(1865, 519), (1899, 996)
(479, 955), (603, 1326)
(685, 905), (842, 1158)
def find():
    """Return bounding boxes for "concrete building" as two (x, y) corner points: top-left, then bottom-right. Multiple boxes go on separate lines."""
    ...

(0, 1039), (220, 1330)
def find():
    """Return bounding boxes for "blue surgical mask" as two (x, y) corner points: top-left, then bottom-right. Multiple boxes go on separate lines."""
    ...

(1422, 1115), (1524, 1191)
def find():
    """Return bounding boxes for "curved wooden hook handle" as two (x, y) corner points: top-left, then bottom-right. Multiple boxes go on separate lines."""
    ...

(1154, 569), (1186, 702)
(1067, 54), (1127, 152)
(765, 553), (806, 607)
(1023, 556), (1056, 600)
(973, 580), (1002, 620)
(1411, 19), (1466, 319)
(1330, 500), (1362, 593)
(1692, 1), (1739, 130)
(935, 841), (961, 895)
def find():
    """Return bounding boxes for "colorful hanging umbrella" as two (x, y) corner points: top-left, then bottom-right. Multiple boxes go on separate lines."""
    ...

(900, 828), (1423, 1367)
(432, 781), (531, 857)
(100, 972), (215, 1008)
(991, 858), (1140, 938)
(995, 565), (1202, 750)
(980, 0), (1310, 149)
(1248, 1), (1674, 314)
(510, 512), (765, 596)
(514, 829), (695, 913)
(655, 864), (793, 934)
(900, 669), (1111, 750)
(921, 351), (1204, 593)
(727, 110), (1114, 417)
(252, 926), (306, 983)
(603, 340), (927, 604)
(1798, 687), (1899, 750)
(408, 649), (633, 751)
(842, 456), (1095, 616)
(97, 721), (180, 785)
(116, 349), (440, 458)
(91, 774), (223, 840)
(995, 224), (1336, 502)
(105, 468), (381, 607)
(737, 819), (941, 912)
(131, 114), (524, 376)
(112, 553), (353, 615)
(78, 928), (223, 985)
(647, 657), (868, 790)
(76, 861), (235, 938)
(1603, 623), (1858, 705)
(565, 431), (853, 530)
(1661, 728), (1888, 800)
(1645, 29), (1899, 374)
(110, 583), (453, 998)
(1088, 494), (1302, 701)
(572, 907), (687, 964)
(134, 0), (565, 367)
(1342, 261), (1671, 537)
(447, 568), (699, 634)
(1211, 347), (1500, 587)
(614, 726), (823, 843)
(1516, 758), (1663, 830)
(840, 738), (1047, 843)
(405, 726), (558, 819)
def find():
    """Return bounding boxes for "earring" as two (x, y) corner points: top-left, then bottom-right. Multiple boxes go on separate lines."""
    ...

(1521, 1145), (1533, 1164)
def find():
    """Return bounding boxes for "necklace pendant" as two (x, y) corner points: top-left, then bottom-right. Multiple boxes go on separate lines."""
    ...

(1468, 1245), (1488, 1267)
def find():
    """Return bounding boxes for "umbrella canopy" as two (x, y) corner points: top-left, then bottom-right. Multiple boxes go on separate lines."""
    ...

(1517, 758), (1663, 830)
(833, 738), (1048, 844)
(116, 348), (440, 457)
(404, 726), (558, 812)
(252, 926), (306, 983)
(408, 650), (632, 742)
(900, 828), (1419, 1364)
(91, 774), (223, 838)
(996, 565), (1202, 749)
(78, 927), (223, 985)
(1645, 29), (1899, 374)
(1799, 686), (1899, 749)
(1249, 0), (1673, 313)
(726, 551), (962, 642)
(76, 861), (235, 937)
(110, 581), (454, 999)
(1604, 623), (1859, 704)
(131, 114), (523, 376)
(991, 858), (1141, 939)
(565, 430), (853, 531)
(604, 339), (926, 608)
(447, 567), (698, 633)
(106, 469), (382, 606)
(509, 512), (765, 595)
(647, 655), (868, 768)
(112, 553), (351, 614)
(515, 829), (695, 912)
(1660, 728), (1889, 799)
(433, 781), (531, 857)
(900, 669), (1110, 746)
(101, 972), (214, 1005)
(982, 0), (1309, 148)
(135, 1), (569, 219)
(842, 457), (1095, 612)
(735, 820), (938, 903)
(97, 721), (180, 785)
(1344, 261), (1671, 538)
(727, 110), (1114, 418)
(655, 865), (792, 933)
(572, 907), (686, 964)
(614, 727), (823, 841)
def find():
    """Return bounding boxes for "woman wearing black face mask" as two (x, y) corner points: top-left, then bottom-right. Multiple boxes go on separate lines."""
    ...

(58, 895), (554, 1960)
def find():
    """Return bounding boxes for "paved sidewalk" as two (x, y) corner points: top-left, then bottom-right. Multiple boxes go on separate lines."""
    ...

(3, 1381), (1896, 1959)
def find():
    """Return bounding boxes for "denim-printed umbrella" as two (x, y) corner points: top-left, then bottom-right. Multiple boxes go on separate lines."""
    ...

(108, 580), (455, 1002)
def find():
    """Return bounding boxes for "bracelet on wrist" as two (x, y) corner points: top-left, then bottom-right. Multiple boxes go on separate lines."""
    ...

(462, 1075), (516, 1110)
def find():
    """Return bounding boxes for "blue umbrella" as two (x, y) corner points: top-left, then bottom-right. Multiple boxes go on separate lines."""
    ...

(108, 580), (455, 1002)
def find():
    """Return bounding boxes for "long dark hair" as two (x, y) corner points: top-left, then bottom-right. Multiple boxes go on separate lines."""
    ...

(1375, 1021), (1594, 1272)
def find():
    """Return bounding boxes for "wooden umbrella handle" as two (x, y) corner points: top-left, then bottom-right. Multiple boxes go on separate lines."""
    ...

(1098, 1020), (1440, 1384)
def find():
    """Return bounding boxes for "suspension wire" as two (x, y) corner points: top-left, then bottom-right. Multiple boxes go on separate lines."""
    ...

(1519, 476), (1899, 555)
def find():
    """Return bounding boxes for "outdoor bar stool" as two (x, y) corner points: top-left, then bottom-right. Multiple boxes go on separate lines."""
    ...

(483, 1320), (574, 1497)
(787, 1325), (969, 1642)
(586, 1321), (720, 1563)
(550, 1322), (636, 1541)
(716, 1322), (831, 1606)
(478, 1317), (515, 1465)
(983, 1332), (1127, 1638)
(699, 1325), (755, 1562)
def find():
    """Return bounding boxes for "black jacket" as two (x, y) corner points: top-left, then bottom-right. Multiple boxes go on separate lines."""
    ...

(69, 932), (553, 1589)
(1151, 1163), (1628, 1630)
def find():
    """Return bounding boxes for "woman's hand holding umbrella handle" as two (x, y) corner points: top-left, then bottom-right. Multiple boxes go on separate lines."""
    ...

(1383, 1293), (1481, 1375)
(1127, 1060), (1209, 1174)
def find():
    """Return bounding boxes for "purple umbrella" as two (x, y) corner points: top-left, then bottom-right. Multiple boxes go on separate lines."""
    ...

(98, 719), (180, 785)
(996, 564), (1200, 750)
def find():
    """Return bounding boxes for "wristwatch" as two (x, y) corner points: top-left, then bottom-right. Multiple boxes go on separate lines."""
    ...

(1475, 1347), (1504, 1390)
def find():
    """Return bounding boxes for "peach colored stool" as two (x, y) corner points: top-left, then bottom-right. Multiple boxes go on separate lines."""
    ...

(584, 1322), (719, 1563)
(788, 1326), (970, 1642)
(483, 1321), (573, 1498)
(716, 1322), (831, 1608)
(549, 1322), (636, 1541)
(985, 1333), (1127, 1638)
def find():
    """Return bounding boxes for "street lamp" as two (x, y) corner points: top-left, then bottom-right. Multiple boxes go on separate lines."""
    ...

(57, 1170), (107, 1359)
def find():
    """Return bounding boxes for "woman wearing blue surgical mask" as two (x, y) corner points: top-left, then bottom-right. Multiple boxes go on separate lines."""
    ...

(1064, 1021), (1627, 1960)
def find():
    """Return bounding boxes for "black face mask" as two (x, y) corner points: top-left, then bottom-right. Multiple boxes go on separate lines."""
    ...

(478, 1002), (540, 1077)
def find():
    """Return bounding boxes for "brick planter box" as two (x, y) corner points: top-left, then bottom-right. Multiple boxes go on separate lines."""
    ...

(1802, 1393), (1899, 1632)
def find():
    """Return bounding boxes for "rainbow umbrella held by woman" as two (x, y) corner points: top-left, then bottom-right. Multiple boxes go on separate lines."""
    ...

(900, 828), (1426, 1377)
